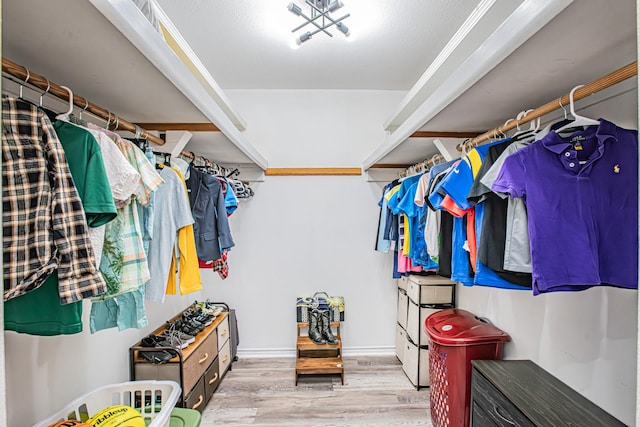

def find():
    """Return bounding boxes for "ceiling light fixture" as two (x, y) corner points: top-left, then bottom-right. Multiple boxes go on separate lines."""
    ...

(287, 0), (351, 45)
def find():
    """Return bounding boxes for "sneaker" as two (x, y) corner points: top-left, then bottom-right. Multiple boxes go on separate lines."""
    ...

(163, 324), (195, 345)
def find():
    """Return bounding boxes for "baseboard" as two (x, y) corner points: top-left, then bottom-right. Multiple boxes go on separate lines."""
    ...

(237, 346), (395, 359)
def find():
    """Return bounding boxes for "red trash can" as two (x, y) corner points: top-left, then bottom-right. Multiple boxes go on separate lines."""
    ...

(425, 308), (510, 427)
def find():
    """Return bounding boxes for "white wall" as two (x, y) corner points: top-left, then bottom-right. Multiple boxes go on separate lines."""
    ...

(457, 88), (639, 426)
(197, 90), (405, 355)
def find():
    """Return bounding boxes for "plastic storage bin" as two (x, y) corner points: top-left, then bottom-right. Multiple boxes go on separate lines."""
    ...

(425, 309), (510, 427)
(33, 380), (181, 427)
(169, 407), (202, 427)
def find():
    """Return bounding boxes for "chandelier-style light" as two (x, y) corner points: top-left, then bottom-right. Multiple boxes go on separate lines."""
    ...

(287, 0), (351, 45)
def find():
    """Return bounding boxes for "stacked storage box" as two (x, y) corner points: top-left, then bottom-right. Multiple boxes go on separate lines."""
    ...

(395, 275), (455, 389)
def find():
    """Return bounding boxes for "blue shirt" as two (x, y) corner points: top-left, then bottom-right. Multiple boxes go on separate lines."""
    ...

(493, 119), (638, 294)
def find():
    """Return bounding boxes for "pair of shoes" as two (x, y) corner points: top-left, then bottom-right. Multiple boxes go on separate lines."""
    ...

(139, 335), (174, 363)
(142, 331), (188, 350)
(184, 307), (214, 326)
(163, 323), (195, 346)
(194, 300), (224, 317)
(168, 319), (200, 337)
(308, 310), (338, 345)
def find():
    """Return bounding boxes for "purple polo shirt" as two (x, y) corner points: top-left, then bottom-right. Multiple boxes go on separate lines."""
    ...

(492, 119), (638, 295)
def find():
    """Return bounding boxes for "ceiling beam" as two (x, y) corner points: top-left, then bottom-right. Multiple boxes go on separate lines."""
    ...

(89, 0), (268, 170)
(136, 123), (220, 132)
(364, 0), (574, 170)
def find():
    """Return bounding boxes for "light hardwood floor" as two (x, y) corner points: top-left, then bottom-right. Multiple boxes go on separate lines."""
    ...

(200, 355), (432, 426)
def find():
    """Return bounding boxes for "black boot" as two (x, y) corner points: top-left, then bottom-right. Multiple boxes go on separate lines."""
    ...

(308, 310), (326, 344)
(320, 310), (338, 344)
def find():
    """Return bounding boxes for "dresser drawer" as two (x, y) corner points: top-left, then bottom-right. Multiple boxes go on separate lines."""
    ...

(218, 339), (232, 374)
(204, 356), (221, 400)
(184, 376), (206, 413)
(397, 276), (409, 291)
(401, 336), (429, 387)
(397, 289), (408, 329)
(471, 369), (534, 427)
(406, 282), (454, 305)
(183, 331), (217, 394)
(407, 303), (441, 345)
(395, 323), (406, 363)
(217, 316), (230, 350)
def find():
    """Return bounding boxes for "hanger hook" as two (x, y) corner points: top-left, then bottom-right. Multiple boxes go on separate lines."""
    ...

(114, 116), (119, 131)
(568, 85), (584, 119)
(79, 98), (89, 120)
(105, 112), (112, 130)
(558, 97), (568, 120)
(135, 125), (142, 139)
(39, 78), (51, 107)
(19, 67), (30, 99)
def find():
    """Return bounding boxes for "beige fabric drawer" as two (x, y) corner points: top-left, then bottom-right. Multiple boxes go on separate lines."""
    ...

(396, 323), (407, 364)
(407, 301), (441, 345)
(397, 289), (409, 329)
(407, 281), (454, 305)
(217, 316), (230, 351)
(402, 337), (430, 387)
(397, 276), (409, 291)
(218, 339), (232, 375)
(182, 330), (217, 393)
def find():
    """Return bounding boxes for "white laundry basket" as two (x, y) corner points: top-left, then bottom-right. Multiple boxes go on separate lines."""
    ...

(33, 380), (180, 427)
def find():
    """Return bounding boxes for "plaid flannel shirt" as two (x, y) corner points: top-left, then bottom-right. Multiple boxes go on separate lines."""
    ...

(2, 98), (106, 303)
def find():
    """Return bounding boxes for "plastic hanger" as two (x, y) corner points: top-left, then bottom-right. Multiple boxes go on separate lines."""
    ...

(55, 86), (74, 121)
(555, 85), (600, 133)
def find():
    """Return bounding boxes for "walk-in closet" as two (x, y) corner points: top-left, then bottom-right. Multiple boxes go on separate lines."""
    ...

(2, 0), (639, 426)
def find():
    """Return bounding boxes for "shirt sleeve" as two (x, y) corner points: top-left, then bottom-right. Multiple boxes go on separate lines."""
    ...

(439, 159), (474, 210)
(491, 151), (527, 199)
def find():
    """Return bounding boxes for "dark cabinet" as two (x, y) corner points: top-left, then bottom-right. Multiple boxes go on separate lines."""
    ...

(471, 360), (626, 426)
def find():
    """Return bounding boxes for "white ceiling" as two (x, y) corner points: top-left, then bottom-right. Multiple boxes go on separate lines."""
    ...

(155, 0), (483, 90)
(2, 0), (637, 168)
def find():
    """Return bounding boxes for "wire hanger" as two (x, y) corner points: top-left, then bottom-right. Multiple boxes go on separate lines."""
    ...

(55, 86), (74, 121)
(555, 85), (600, 133)
(18, 68), (30, 99)
(39, 78), (51, 107)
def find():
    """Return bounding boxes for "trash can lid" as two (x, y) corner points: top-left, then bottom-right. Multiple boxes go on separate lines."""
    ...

(425, 308), (511, 346)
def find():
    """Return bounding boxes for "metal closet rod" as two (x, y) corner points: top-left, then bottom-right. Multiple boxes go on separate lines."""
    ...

(457, 60), (638, 152)
(1, 57), (165, 146)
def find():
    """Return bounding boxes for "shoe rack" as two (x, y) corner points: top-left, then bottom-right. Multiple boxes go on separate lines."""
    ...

(129, 303), (233, 412)
(295, 320), (344, 385)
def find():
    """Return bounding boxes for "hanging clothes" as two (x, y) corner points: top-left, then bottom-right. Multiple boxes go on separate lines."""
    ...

(4, 101), (116, 336)
(146, 166), (199, 303)
(187, 167), (235, 262)
(164, 167), (203, 297)
(492, 119), (639, 294)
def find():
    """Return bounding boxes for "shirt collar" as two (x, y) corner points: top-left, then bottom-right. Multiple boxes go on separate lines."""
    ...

(540, 119), (618, 154)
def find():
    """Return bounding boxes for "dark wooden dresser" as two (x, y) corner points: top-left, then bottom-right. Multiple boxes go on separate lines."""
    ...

(471, 360), (626, 426)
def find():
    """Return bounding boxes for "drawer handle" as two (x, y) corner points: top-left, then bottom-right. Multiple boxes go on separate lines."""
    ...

(208, 372), (219, 384)
(198, 353), (209, 364)
(192, 395), (204, 410)
(493, 404), (515, 425)
(220, 329), (228, 337)
(222, 355), (230, 363)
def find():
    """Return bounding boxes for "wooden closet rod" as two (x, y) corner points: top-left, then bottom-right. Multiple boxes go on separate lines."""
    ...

(398, 154), (444, 178)
(458, 61), (638, 152)
(1, 57), (165, 146)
